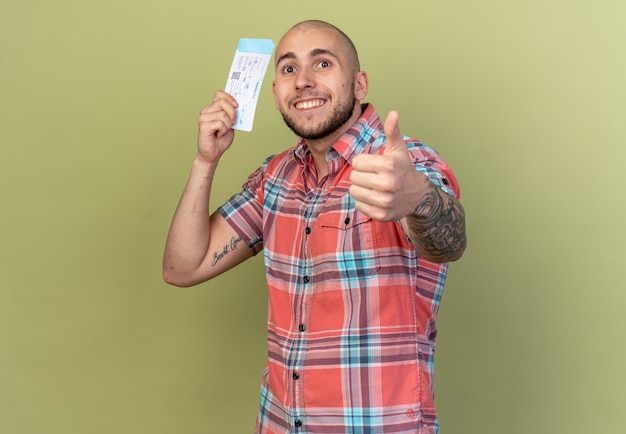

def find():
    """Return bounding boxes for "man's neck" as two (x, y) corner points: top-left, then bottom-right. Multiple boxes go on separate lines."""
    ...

(303, 103), (365, 182)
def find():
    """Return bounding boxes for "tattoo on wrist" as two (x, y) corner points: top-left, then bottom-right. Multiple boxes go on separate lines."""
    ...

(211, 236), (243, 266)
(408, 184), (466, 262)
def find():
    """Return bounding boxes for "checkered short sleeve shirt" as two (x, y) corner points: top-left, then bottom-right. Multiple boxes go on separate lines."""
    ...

(218, 104), (460, 434)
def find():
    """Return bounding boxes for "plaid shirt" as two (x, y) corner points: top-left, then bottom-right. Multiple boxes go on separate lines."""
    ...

(218, 104), (460, 434)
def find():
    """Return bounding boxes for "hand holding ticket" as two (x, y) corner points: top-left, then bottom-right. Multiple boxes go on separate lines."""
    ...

(224, 38), (275, 132)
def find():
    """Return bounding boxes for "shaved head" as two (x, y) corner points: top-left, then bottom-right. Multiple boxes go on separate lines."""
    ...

(279, 20), (361, 74)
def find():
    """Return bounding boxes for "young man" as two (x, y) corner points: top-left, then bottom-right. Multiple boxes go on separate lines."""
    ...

(164, 20), (466, 434)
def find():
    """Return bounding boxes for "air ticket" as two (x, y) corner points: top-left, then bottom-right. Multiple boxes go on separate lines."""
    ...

(224, 38), (275, 131)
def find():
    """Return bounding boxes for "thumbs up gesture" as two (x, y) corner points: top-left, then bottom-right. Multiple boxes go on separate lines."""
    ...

(349, 110), (429, 222)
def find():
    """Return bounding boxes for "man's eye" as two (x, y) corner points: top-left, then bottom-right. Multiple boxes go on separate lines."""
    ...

(318, 60), (331, 68)
(283, 65), (295, 73)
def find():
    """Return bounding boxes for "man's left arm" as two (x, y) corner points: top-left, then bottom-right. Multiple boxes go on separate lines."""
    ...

(349, 110), (466, 263)
(400, 178), (466, 263)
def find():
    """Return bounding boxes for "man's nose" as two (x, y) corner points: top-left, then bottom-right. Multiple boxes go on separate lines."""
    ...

(295, 68), (315, 90)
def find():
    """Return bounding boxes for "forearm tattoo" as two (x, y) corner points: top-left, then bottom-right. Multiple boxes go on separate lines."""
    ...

(211, 236), (243, 267)
(406, 184), (466, 262)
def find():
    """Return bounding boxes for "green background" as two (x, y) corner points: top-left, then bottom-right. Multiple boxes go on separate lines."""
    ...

(2, 1), (625, 433)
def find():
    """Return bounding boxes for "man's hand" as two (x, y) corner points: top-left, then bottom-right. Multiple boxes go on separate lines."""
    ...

(349, 110), (428, 222)
(196, 91), (239, 165)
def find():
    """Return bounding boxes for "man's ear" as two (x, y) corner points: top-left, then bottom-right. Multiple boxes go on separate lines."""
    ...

(354, 71), (369, 100)
(272, 81), (280, 110)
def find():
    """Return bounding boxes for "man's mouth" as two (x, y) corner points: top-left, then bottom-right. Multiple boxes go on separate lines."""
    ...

(295, 99), (326, 110)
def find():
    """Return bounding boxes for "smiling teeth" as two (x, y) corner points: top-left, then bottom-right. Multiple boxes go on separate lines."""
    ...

(296, 100), (324, 109)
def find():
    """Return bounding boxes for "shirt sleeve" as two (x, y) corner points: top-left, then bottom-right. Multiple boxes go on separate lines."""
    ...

(217, 164), (266, 256)
(406, 140), (461, 200)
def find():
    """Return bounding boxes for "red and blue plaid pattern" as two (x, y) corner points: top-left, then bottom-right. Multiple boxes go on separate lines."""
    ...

(218, 104), (460, 433)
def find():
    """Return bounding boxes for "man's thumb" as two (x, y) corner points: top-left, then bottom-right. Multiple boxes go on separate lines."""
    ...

(383, 110), (406, 153)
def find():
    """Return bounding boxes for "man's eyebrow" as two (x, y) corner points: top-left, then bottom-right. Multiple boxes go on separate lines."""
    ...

(309, 48), (338, 59)
(275, 48), (339, 67)
(275, 51), (296, 67)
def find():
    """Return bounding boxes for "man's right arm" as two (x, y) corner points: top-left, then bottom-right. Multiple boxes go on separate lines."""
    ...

(162, 91), (253, 287)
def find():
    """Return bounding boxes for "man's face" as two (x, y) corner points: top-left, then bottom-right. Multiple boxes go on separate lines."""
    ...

(272, 27), (366, 141)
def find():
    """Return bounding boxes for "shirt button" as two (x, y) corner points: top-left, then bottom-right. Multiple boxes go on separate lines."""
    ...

(299, 324), (306, 332)
(295, 419), (302, 427)
(305, 227), (311, 234)
(293, 372), (300, 380)
(344, 217), (350, 225)
(303, 275), (310, 283)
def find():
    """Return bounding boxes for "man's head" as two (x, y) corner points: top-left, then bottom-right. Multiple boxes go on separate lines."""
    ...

(272, 20), (368, 144)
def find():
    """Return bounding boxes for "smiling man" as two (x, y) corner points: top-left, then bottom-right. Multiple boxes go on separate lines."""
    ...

(163, 20), (466, 434)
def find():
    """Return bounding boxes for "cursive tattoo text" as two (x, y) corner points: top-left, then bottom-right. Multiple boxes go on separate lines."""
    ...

(211, 236), (243, 266)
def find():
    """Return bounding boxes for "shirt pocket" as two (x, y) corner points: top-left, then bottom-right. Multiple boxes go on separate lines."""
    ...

(312, 208), (380, 282)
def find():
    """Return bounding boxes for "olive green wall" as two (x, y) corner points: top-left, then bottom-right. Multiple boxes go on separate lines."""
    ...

(2, 1), (625, 433)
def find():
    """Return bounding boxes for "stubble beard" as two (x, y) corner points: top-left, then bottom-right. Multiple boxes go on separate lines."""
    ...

(280, 93), (357, 141)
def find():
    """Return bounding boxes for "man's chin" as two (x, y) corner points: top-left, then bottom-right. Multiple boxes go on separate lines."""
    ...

(296, 126), (332, 141)
(283, 118), (326, 140)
